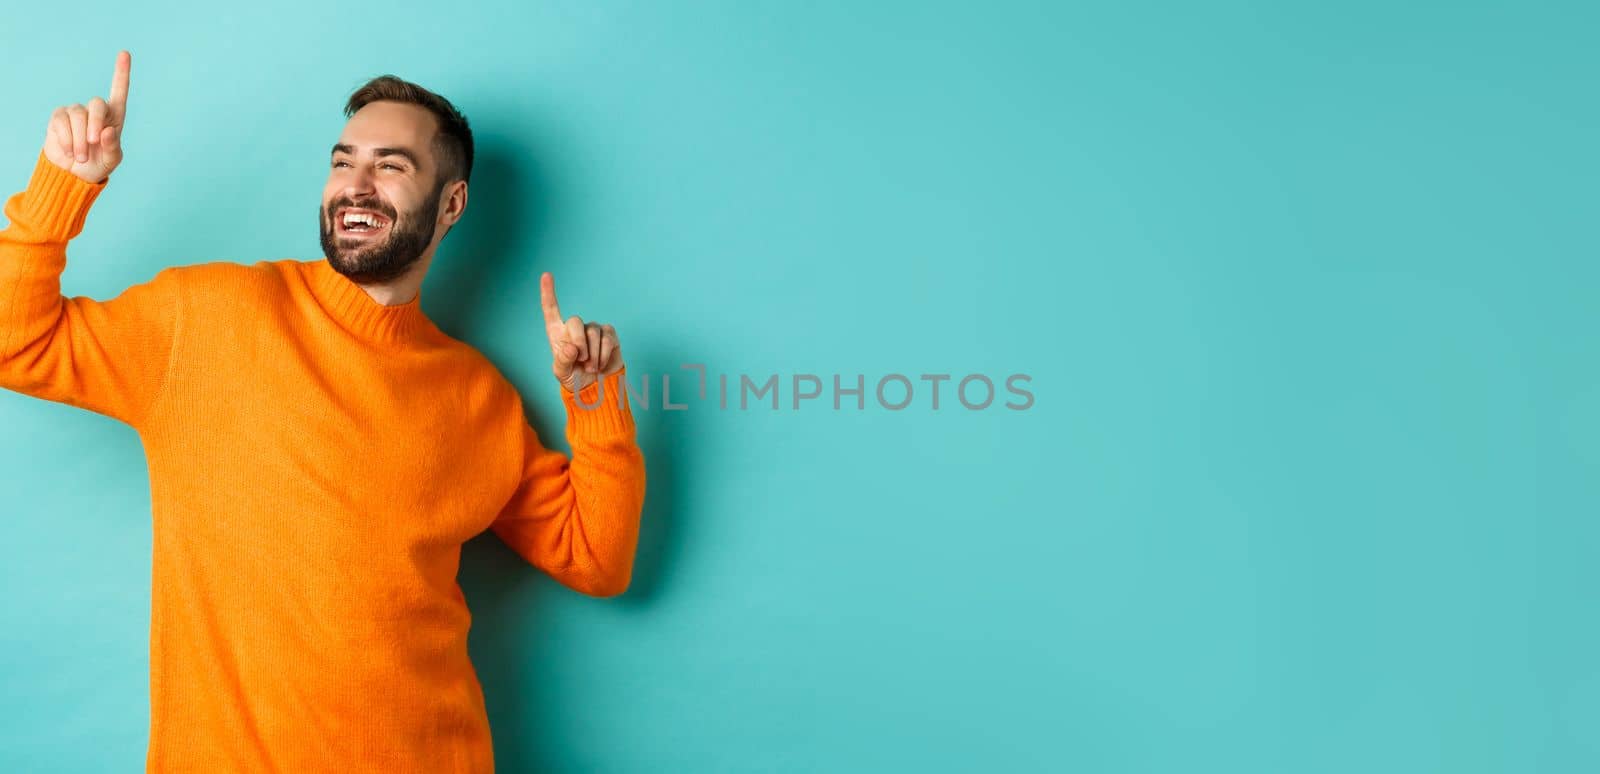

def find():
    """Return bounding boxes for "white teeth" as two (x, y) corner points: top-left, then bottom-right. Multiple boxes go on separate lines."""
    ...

(341, 211), (384, 228)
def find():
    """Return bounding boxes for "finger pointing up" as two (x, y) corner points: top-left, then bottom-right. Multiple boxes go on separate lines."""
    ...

(109, 50), (131, 124)
(539, 271), (563, 331)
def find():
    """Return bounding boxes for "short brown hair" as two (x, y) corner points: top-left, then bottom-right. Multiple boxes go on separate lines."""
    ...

(344, 75), (474, 188)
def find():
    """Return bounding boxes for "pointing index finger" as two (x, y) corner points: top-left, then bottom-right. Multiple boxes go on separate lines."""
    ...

(540, 272), (563, 329)
(108, 50), (130, 121)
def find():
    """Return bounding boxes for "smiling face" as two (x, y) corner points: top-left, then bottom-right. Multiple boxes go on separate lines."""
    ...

(320, 101), (448, 284)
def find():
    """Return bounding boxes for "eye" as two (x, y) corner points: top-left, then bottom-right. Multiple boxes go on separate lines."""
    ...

(380, 163), (402, 171)
(332, 160), (350, 168)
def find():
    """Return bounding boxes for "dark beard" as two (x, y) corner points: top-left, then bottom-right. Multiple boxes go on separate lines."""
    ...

(319, 184), (444, 285)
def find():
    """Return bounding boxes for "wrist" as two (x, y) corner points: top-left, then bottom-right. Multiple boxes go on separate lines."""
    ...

(562, 367), (635, 438)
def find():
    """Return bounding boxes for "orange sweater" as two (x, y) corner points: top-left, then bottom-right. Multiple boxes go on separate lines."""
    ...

(0, 150), (647, 772)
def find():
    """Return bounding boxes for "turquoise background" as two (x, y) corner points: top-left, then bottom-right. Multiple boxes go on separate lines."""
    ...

(1, 1), (1595, 771)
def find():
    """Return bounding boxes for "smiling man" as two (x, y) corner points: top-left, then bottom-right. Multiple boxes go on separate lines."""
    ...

(0, 51), (647, 772)
(322, 95), (460, 289)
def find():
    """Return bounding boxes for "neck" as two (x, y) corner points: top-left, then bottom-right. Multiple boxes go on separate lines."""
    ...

(351, 249), (434, 306)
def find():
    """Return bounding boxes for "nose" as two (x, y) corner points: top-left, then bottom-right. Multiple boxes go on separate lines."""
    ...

(339, 164), (377, 203)
(343, 178), (375, 202)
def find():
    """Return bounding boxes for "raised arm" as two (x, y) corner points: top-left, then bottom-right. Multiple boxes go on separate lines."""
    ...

(0, 50), (181, 429)
(489, 274), (646, 596)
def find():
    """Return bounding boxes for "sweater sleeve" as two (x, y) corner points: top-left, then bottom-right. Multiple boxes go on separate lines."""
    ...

(489, 366), (647, 597)
(0, 150), (181, 429)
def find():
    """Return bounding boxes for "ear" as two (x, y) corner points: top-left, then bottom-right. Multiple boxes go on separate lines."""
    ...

(440, 180), (468, 226)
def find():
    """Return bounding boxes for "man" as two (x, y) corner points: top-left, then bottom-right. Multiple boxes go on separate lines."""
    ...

(0, 50), (647, 772)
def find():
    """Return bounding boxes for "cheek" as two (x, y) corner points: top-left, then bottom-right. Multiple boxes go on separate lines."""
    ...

(382, 186), (414, 215)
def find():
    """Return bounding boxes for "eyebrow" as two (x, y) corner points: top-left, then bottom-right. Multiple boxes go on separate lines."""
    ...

(330, 143), (421, 169)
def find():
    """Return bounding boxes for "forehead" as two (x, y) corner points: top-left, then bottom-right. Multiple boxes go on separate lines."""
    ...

(336, 101), (437, 158)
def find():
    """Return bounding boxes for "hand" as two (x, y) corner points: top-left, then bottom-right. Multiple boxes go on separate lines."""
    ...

(540, 271), (625, 395)
(42, 50), (131, 185)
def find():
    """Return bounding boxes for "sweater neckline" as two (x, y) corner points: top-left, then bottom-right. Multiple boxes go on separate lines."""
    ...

(303, 258), (429, 346)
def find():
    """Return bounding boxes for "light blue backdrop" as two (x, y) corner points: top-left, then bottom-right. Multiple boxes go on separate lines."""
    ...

(1, 1), (1594, 771)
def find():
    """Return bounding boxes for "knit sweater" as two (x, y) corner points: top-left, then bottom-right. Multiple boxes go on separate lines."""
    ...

(0, 150), (647, 773)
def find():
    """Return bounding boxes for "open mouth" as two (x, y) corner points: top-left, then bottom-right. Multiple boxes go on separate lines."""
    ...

(335, 208), (392, 239)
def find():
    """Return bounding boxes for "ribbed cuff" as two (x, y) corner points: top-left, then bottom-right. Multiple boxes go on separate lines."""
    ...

(562, 366), (636, 439)
(15, 150), (106, 243)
